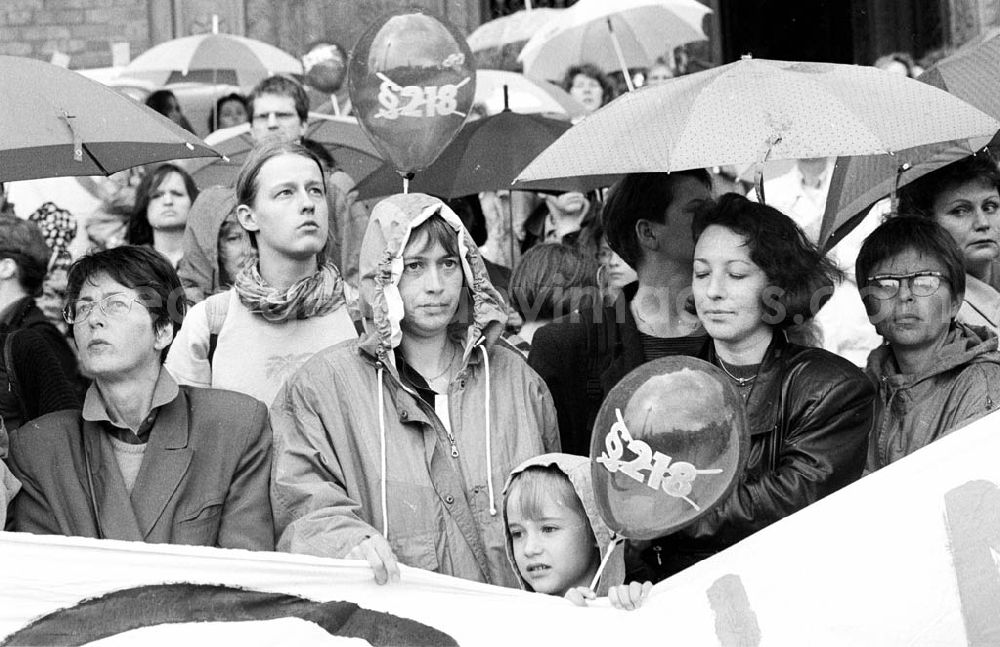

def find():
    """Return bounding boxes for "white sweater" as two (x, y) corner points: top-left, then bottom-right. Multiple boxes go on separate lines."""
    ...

(165, 290), (357, 406)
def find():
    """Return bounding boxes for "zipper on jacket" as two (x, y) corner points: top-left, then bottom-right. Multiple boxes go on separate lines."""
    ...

(381, 358), (462, 459)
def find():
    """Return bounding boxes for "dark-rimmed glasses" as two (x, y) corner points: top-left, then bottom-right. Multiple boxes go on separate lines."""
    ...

(62, 293), (147, 324)
(866, 271), (945, 300)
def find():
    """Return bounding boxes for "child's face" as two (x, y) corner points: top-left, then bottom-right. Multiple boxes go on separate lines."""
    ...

(507, 489), (598, 596)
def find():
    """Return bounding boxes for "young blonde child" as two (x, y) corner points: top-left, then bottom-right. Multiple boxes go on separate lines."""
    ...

(502, 453), (652, 610)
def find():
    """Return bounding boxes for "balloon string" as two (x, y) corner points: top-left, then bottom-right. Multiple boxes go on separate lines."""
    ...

(403, 176), (409, 194)
(588, 535), (624, 592)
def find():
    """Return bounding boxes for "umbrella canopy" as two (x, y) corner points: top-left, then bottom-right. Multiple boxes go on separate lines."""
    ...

(0, 55), (218, 183)
(515, 57), (1000, 191)
(821, 32), (1000, 249)
(185, 114), (382, 189)
(474, 69), (586, 118)
(354, 111), (572, 200)
(519, 0), (711, 82)
(468, 8), (564, 53)
(123, 33), (302, 90)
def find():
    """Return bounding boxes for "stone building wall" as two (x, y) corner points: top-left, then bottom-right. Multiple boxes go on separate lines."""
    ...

(0, 0), (480, 69)
(0, 0), (152, 68)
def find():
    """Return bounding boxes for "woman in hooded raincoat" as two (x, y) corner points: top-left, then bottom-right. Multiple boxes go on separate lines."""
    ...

(270, 193), (560, 587)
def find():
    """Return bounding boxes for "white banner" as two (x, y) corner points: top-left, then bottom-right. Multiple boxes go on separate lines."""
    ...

(3, 409), (1000, 645)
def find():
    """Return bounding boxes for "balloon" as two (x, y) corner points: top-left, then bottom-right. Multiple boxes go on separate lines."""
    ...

(348, 9), (476, 177)
(590, 357), (749, 540)
(303, 43), (347, 93)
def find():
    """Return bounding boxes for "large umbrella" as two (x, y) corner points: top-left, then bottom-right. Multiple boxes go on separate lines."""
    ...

(821, 32), (1000, 249)
(474, 69), (586, 119)
(354, 110), (572, 200)
(518, 0), (711, 85)
(123, 33), (302, 90)
(186, 114), (382, 189)
(0, 55), (218, 183)
(515, 57), (1000, 192)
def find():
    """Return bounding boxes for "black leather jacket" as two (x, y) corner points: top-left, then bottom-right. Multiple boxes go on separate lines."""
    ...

(628, 332), (875, 581)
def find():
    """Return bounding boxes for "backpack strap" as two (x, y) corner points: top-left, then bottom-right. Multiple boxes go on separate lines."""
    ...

(204, 294), (230, 366)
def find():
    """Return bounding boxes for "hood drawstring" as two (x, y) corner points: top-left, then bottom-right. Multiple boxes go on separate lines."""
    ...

(377, 366), (389, 538)
(481, 345), (497, 516)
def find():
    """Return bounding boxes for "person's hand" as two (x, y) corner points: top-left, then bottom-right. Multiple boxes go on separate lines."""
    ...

(564, 586), (596, 607)
(607, 581), (653, 610)
(345, 535), (400, 585)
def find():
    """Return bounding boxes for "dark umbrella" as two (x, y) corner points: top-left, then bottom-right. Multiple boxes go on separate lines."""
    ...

(822, 32), (1000, 250)
(186, 114), (382, 189)
(0, 55), (218, 182)
(355, 110), (573, 200)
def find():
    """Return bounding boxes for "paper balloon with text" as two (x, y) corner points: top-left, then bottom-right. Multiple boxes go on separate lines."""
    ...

(348, 9), (476, 177)
(590, 357), (749, 540)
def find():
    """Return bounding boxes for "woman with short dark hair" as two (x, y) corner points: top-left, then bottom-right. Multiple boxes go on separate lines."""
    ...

(127, 164), (199, 269)
(898, 153), (1000, 333)
(631, 193), (874, 581)
(857, 216), (1000, 471)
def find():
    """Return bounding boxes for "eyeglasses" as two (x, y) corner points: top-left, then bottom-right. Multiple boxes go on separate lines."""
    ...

(62, 293), (147, 324)
(866, 271), (946, 300)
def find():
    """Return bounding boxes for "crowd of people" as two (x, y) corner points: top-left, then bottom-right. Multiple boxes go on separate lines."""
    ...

(0, 42), (998, 613)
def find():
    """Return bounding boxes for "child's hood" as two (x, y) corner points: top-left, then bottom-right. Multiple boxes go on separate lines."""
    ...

(501, 452), (625, 596)
(356, 192), (508, 365)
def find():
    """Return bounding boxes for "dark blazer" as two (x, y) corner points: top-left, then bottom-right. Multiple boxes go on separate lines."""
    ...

(7, 386), (274, 550)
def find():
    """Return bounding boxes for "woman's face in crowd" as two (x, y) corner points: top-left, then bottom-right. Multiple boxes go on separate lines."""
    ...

(238, 153), (328, 261)
(397, 231), (464, 340)
(146, 172), (192, 232)
(930, 179), (1000, 272)
(569, 74), (604, 113)
(218, 99), (249, 129)
(598, 236), (637, 290)
(864, 247), (960, 353)
(693, 225), (772, 347)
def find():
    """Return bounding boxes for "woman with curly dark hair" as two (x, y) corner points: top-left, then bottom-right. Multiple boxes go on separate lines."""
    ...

(629, 193), (875, 581)
(127, 163), (199, 268)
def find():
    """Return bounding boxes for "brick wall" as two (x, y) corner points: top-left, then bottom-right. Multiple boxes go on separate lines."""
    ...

(0, 0), (151, 68)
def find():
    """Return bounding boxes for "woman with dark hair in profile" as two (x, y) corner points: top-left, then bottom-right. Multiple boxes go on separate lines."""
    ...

(857, 216), (1000, 472)
(529, 171), (713, 456)
(507, 243), (597, 355)
(897, 153), (1000, 334)
(629, 193), (874, 582)
(127, 163), (199, 269)
(145, 89), (196, 134)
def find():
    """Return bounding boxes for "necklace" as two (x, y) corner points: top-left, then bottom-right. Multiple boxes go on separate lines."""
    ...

(424, 343), (458, 384)
(716, 357), (759, 387)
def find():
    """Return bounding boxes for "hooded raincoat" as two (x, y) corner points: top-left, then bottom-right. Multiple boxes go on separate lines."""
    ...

(270, 194), (560, 587)
(502, 453), (624, 596)
(866, 322), (1000, 471)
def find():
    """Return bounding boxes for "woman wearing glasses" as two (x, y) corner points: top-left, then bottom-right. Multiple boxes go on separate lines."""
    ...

(857, 216), (1000, 472)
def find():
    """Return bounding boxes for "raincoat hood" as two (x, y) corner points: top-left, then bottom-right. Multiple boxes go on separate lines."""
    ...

(501, 453), (625, 596)
(358, 193), (508, 365)
(867, 322), (1000, 387)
